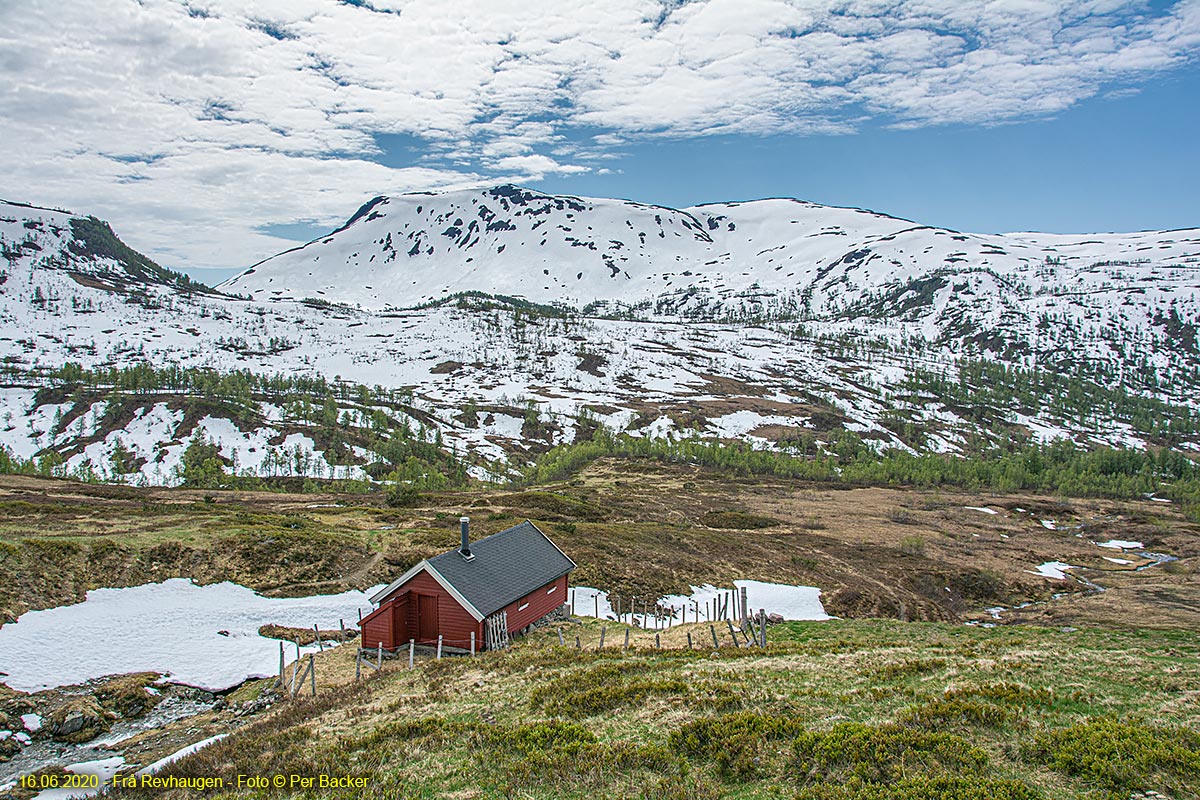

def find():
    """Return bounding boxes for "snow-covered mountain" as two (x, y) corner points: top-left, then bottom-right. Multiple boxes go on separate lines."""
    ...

(222, 184), (1200, 387)
(225, 184), (1196, 316)
(1, 190), (1198, 486)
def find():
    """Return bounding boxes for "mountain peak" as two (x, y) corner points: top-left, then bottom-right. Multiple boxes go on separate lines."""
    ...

(216, 186), (1200, 319)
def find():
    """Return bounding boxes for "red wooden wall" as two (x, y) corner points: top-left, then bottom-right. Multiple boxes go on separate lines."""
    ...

(401, 571), (481, 649)
(499, 574), (568, 634)
(361, 570), (570, 651)
(360, 591), (411, 650)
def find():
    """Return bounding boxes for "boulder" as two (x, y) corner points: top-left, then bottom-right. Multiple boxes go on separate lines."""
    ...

(50, 698), (110, 744)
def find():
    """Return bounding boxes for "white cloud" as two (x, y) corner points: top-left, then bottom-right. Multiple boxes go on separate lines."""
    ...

(1, 0), (1196, 270)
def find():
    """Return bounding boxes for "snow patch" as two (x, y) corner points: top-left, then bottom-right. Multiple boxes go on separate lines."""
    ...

(32, 756), (124, 800)
(570, 580), (829, 623)
(1096, 539), (1143, 550)
(134, 734), (227, 777)
(0, 579), (383, 692)
(1026, 561), (1075, 580)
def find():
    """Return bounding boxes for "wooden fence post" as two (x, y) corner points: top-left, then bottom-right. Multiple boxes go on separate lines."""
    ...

(355, 651), (361, 681)
(599, 626), (606, 649)
(408, 639), (414, 669)
(727, 619), (740, 647)
(291, 640), (301, 694)
(309, 654), (316, 696)
(740, 586), (749, 626)
(557, 627), (564, 646)
(277, 641), (284, 686)
(314, 624), (323, 651)
(437, 635), (443, 660)
(710, 624), (719, 649)
(575, 635), (581, 650)
(624, 628), (630, 649)
(759, 609), (767, 647)
(594, 594), (599, 618)
(655, 633), (660, 649)
(686, 631), (693, 649)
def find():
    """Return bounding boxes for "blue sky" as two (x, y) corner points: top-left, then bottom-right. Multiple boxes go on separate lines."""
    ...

(538, 64), (1200, 235)
(2, 0), (1198, 283)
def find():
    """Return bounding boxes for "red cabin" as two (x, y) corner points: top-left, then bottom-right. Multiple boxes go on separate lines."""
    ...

(360, 518), (575, 652)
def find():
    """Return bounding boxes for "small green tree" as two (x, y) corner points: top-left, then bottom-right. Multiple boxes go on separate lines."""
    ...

(110, 438), (137, 476)
(179, 433), (226, 488)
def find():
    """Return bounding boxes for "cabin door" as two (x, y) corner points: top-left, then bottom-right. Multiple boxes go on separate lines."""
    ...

(417, 594), (438, 642)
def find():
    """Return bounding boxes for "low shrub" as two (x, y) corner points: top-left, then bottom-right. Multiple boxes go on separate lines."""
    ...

(896, 696), (1013, 729)
(700, 510), (779, 529)
(639, 770), (724, 800)
(792, 723), (988, 784)
(529, 662), (743, 718)
(867, 658), (946, 680)
(487, 719), (596, 759)
(1027, 717), (1200, 795)
(671, 712), (806, 778)
(795, 774), (1044, 799)
(531, 676), (691, 717)
(483, 720), (678, 794)
(944, 682), (1054, 706)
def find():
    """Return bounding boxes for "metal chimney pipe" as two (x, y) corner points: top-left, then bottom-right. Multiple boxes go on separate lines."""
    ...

(460, 516), (471, 558)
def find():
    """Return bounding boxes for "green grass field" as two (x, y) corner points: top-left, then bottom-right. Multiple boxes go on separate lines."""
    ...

(111, 618), (1200, 800)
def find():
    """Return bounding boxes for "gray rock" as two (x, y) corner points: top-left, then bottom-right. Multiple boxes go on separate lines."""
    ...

(55, 711), (86, 736)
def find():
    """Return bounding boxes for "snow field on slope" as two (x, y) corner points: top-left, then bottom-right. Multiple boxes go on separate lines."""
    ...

(0, 579), (384, 692)
(570, 580), (829, 624)
(3, 194), (1200, 486)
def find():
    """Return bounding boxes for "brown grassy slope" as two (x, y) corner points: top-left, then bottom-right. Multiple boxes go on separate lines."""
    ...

(1, 456), (1197, 630)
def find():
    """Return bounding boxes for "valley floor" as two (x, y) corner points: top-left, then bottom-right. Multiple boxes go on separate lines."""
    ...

(0, 459), (1198, 798)
(1, 458), (1196, 630)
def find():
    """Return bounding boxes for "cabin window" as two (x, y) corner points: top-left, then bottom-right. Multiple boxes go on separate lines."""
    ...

(518, 602), (530, 612)
(547, 585), (558, 595)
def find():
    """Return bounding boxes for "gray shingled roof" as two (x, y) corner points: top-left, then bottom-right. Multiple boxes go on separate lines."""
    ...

(428, 521), (575, 618)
